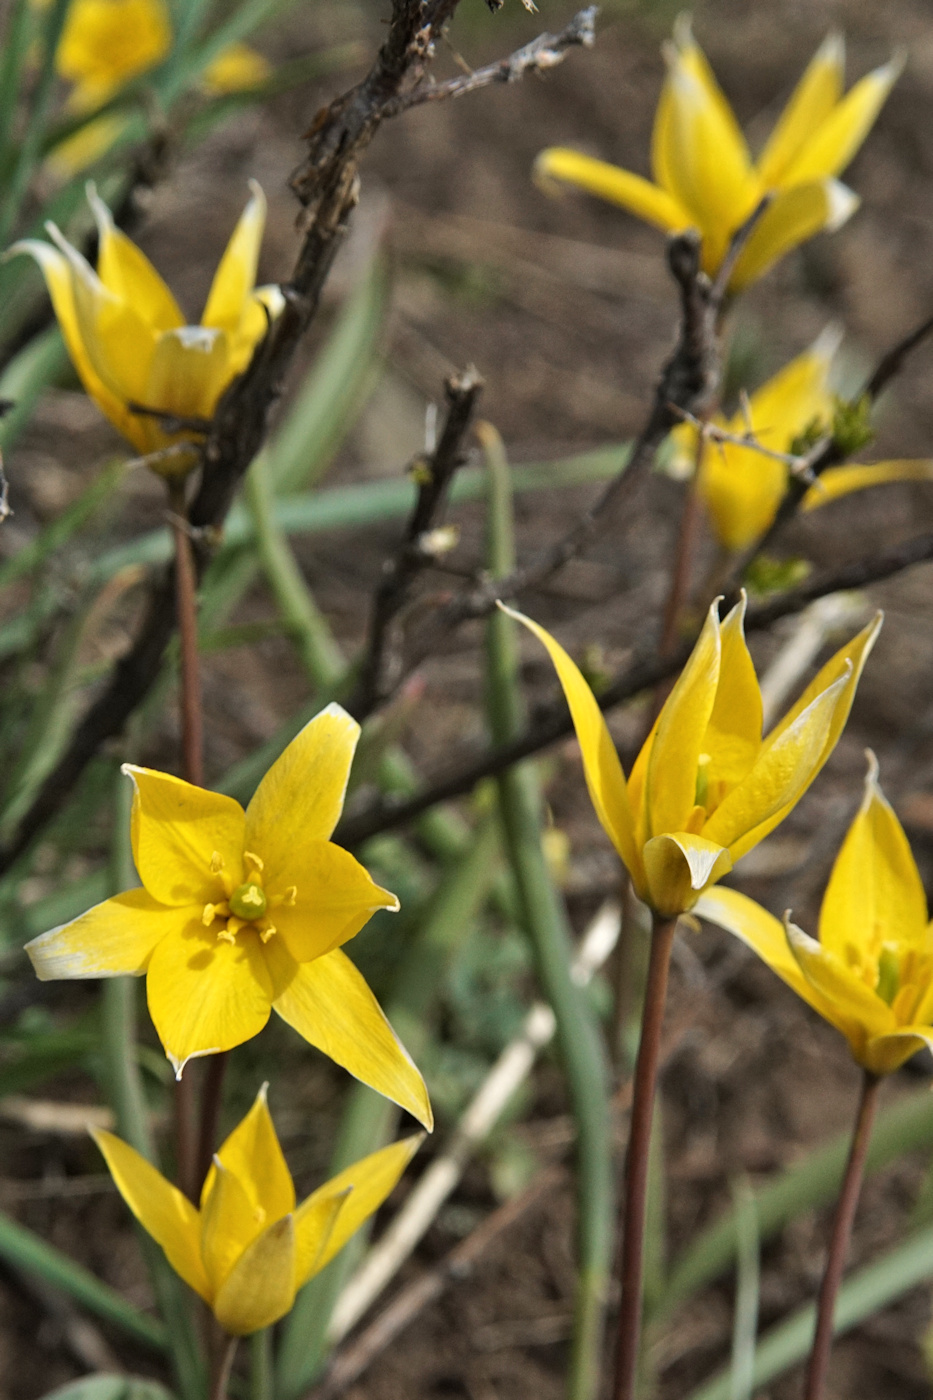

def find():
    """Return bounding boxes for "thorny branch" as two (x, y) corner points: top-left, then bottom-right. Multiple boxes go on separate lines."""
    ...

(0, 2), (596, 873)
(336, 524), (933, 847)
(380, 5), (597, 114)
(348, 368), (483, 718)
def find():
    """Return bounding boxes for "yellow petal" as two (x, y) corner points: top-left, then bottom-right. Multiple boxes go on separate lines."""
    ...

(201, 182), (266, 333)
(768, 613), (883, 761)
(122, 763), (245, 908)
(269, 840), (399, 965)
(244, 703), (361, 886)
(733, 614), (882, 855)
(699, 438), (788, 550)
(200, 1157), (262, 1295)
(803, 459), (933, 510)
(863, 1028), (933, 1077)
(694, 887), (836, 1021)
(223, 286), (282, 378)
(202, 42), (271, 95)
(146, 921), (273, 1075)
(756, 33), (845, 187)
(297, 1135), (423, 1282)
(56, 0), (171, 91)
(44, 223), (158, 424)
(660, 30), (759, 267)
(730, 179), (859, 290)
(46, 114), (128, 179)
(87, 186), (183, 333)
(291, 1188), (350, 1291)
(745, 328), (839, 448)
(700, 595), (762, 790)
(213, 1215), (296, 1335)
(779, 55), (904, 186)
(642, 832), (732, 916)
(498, 605), (640, 878)
(203, 1083), (295, 1221)
(785, 920), (895, 1066)
(819, 753), (929, 962)
(533, 149), (688, 233)
(267, 944), (433, 1130)
(91, 1128), (209, 1300)
(144, 324), (233, 424)
(647, 601), (721, 839)
(702, 670), (849, 854)
(25, 888), (171, 980)
(6, 238), (149, 450)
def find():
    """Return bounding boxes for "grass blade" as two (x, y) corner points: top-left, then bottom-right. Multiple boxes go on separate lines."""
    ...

(685, 1224), (933, 1400)
(0, 1210), (167, 1350)
(728, 1177), (760, 1400)
(660, 1086), (933, 1316)
(483, 421), (613, 1400)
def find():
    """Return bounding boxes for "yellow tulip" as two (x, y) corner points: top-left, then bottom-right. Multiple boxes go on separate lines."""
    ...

(503, 599), (879, 917)
(696, 754), (933, 1076)
(668, 330), (933, 551)
(93, 1084), (422, 1335)
(26, 703), (432, 1128)
(45, 0), (271, 175)
(9, 183), (283, 473)
(535, 22), (901, 289)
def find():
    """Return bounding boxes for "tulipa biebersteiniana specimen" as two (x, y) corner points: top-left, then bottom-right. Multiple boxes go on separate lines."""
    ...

(502, 598), (880, 918)
(667, 329), (933, 551)
(697, 752), (933, 1075)
(94, 1084), (422, 1335)
(47, 0), (270, 173)
(9, 182), (283, 472)
(26, 704), (432, 1128)
(535, 22), (901, 289)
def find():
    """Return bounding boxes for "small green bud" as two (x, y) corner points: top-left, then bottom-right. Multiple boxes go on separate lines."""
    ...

(832, 395), (875, 457)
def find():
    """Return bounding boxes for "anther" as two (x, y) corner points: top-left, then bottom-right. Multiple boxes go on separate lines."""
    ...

(243, 850), (265, 874)
(210, 852), (225, 873)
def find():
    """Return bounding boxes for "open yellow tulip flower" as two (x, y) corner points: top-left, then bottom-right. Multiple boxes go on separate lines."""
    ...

(9, 182), (283, 473)
(26, 703), (432, 1128)
(668, 329), (933, 551)
(535, 22), (901, 289)
(47, 0), (271, 175)
(93, 1084), (422, 1335)
(503, 599), (880, 918)
(696, 754), (933, 1076)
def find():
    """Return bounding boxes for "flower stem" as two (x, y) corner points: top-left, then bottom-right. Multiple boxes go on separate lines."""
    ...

(613, 910), (678, 1400)
(803, 1069), (881, 1400)
(210, 1334), (238, 1400)
(167, 477), (205, 1201)
(195, 1050), (229, 1194)
(168, 478), (204, 788)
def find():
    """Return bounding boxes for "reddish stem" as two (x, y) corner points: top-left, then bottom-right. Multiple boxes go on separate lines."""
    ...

(612, 910), (678, 1400)
(803, 1069), (881, 1400)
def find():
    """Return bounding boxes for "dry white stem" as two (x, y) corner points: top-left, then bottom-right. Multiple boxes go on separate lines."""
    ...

(759, 593), (868, 730)
(327, 898), (621, 1343)
(0, 1096), (115, 1135)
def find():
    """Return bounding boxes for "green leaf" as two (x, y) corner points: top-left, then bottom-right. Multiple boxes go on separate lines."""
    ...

(0, 1211), (167, 1350)
(41, 1377), (175, 1400)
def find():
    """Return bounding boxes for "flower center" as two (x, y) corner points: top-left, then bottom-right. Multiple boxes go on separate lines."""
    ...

(201, 850), (296, 946)
(229, 882), (267, 921)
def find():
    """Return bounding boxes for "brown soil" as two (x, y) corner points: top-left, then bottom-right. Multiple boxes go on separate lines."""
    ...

(5, 1), (933, 1398)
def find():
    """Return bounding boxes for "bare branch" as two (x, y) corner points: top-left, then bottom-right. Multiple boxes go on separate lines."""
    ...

(347, 367), (484, 718)
(336, 529), (933, 847)
(381, 6), (597, 114)
(0, 0), (598, 872)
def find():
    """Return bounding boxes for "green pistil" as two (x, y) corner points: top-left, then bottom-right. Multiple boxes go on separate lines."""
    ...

(229, 881), (267, 921)
(876, 945), (900, 1006)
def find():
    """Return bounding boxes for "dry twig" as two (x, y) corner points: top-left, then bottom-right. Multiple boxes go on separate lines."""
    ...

(0, 2), (596, 872)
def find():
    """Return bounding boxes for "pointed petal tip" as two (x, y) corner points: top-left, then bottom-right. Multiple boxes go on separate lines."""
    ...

(824, 179), (860, 232)
(863, 747), (880, 786)
(169, 1045), (222, 1080)
(810, 320), (845, 363)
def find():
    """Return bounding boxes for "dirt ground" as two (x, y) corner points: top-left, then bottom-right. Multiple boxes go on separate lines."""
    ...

(6, 0), (933, 1396)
